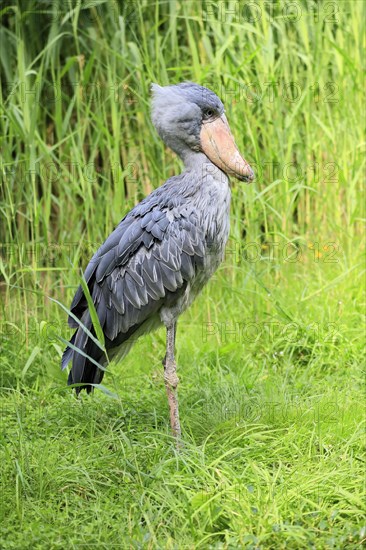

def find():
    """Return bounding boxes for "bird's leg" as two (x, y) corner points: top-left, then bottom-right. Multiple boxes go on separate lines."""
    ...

(163, 322), (181, 440)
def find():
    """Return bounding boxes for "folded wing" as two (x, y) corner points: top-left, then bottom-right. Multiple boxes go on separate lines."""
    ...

(62, 196), (205, 391)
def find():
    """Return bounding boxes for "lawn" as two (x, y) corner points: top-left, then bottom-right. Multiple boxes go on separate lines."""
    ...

(0, 0), (365, 548)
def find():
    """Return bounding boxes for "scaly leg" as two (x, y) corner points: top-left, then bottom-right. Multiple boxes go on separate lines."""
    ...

(163, 322), (181, 440)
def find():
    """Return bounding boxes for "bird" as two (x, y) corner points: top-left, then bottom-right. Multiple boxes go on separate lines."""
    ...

(62, 82), (254, 440)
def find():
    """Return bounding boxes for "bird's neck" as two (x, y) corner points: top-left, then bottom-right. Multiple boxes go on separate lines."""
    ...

(182, 151), (228, 184)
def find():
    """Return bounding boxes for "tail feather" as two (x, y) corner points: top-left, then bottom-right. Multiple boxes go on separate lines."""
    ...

(61, 331), (76, 370)
(61, 324), (104, 393)
(66, 323), (105, 393)
(62, 319), (150, 394)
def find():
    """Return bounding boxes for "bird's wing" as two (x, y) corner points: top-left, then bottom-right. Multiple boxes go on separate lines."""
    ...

(64, 196), (205, 386)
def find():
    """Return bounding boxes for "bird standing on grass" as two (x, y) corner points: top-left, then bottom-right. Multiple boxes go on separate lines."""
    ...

(62, 82), (254, 440)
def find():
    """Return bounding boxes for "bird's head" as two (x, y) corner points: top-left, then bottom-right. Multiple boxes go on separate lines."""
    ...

(151, 82), (254, 182)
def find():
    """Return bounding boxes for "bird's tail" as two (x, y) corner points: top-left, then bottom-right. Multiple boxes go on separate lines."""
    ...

(61, 331), (76, 371)
(61, 305), (162, 393)
(61, 313), (106, 394)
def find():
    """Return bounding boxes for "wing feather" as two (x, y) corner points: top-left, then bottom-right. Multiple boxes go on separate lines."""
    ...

(65, 201), (204, 390)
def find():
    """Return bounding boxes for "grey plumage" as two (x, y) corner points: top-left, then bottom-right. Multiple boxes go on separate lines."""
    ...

(62, 167), (229, 389)
(62, 82), (253, 410)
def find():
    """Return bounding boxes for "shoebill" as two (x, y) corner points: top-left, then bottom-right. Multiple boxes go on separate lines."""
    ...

(62, 82), (254, 440)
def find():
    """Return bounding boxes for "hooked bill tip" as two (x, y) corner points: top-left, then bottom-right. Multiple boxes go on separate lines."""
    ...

(240, 166), (255, 183)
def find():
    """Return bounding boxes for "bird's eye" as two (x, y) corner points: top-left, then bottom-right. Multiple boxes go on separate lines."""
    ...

(203, 108), (215, 119)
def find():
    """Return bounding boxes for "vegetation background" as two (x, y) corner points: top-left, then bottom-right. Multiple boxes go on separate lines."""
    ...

(0, 0), (365, 548)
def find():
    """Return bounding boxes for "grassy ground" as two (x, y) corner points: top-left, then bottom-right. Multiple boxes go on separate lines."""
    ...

(0, 0), (365, 548)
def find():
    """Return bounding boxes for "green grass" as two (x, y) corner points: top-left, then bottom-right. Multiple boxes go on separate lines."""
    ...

(0, 0), (365, 548)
